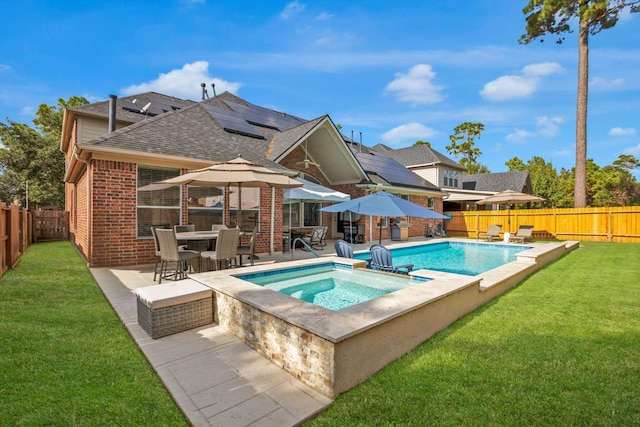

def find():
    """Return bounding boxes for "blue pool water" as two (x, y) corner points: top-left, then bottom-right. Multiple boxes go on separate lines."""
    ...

(355, 241), (529, 276)
(236, 263), (423, 311)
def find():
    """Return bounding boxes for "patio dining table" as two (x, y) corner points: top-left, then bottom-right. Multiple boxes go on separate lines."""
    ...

(175, 231), (220, 251)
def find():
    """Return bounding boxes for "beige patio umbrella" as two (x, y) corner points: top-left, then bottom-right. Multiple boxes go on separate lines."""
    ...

(476, 189), (545, 233)
(161, 155), (302, 229)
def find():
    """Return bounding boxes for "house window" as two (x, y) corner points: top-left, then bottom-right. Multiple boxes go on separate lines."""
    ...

(229, 186), (260, 232)
(136, 166), (181, 238)
(283, 201), (320, 228)
(443, 169), (459, 187)
(428, 197), (435, 209)
(284, 173), (322, 228)
(187, 186), (224, 230)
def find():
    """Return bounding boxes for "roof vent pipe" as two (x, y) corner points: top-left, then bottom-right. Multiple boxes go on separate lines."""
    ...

(108, 94), (117, 133)
(201, 83), (209, 100)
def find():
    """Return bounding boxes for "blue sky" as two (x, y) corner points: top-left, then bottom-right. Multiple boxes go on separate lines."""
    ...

(1, 0), (639, 176)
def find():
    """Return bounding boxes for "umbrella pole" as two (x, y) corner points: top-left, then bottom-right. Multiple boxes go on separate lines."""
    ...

(237, 184), (242, 229)
(378, 217), (382, 244)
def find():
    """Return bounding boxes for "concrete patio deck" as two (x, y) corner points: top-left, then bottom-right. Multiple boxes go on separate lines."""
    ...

(91, 244), (334, 427)
(90, 236), (563, 426)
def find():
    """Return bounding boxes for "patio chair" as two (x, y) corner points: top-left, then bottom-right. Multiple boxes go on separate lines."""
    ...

(509, 225), (534, 243)
(155, 229), (201, 283)
(303, 226), (327, 250)
(201, 228), (240, 271)
(211, 224), (228, 232)
(334, 240), (354, 258)
(477, 224), (502, 241)
(237, 226), (257, 266)
(369, 244), (414, 275)
(150, 227), (163, 282)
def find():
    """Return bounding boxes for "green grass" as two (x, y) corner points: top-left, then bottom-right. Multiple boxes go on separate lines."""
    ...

(0, 241), (187, 426)
(307, 242), (640, 426)
(2, 241), (639, 426)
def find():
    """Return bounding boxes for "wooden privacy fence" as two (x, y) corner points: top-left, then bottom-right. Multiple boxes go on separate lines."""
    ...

(33, 209), (68, 242)
(1, 202), (31, 280)
(444, 206), (640, 243)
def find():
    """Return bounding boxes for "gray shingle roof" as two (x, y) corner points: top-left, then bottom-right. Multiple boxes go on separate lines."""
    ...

(70, 92), (195, 124)
(462, 171), (531, 193)
(371, 144), (465, 170)
(79, 102), (287, 171)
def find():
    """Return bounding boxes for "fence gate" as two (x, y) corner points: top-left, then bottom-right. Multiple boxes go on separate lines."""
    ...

(33, 209), (68, 241)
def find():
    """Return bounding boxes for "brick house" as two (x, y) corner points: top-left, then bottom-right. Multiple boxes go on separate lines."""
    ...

(61, 91), (446, 267)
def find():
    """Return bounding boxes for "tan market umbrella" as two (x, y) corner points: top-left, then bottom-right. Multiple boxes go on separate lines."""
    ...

(476, 189), (544, 233)
(161, 155), (302, 228)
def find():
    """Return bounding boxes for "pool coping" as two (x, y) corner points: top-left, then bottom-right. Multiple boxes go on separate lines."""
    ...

(188, 238), (579, 397)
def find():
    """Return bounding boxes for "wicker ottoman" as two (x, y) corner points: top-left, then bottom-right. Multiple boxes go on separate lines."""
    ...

(135, 279), (213, 339)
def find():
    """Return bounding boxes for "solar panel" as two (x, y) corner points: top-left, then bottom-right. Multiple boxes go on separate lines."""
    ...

(202, 104), (265, 139)
(352, 146), (427, 188)
(224, 100), (305, 131)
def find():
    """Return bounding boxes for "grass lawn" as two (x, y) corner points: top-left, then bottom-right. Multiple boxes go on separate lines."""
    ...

(307, 241), (640, 426)
(0, 241), (187, 426)
(2, 241), (638, 426)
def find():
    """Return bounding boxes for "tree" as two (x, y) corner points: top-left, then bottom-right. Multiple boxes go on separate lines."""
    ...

(447, 122), (489, 174)
(519, 0), (640, 208)
(413, 140), (431, 147)
(0, 96), (88, 208)
(505, 156), (572, 207)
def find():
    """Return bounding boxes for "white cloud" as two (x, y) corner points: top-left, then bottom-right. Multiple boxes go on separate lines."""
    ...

(536, 116), (564, 137)
(610, 127), (636, 136)
(521, 62), (564, 77)
(505, 116), (564, 142)
(120, 61), (242, 99)
(481, 75), (537, 101)
(481, 62), (564, 101)
(315, 11), (333, 21)
(591, 77), (625, 89)
(505, 128), (534, 142)
(385, 64), (444, 105)
(280, 1), (305, 19)
(380, 122), (437, 146)
(624, 143), (640, 155)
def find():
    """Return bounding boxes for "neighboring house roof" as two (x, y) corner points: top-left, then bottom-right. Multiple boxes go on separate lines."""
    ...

(462, 171), (532, 193)
(371, 144), (465, 171)
(348, 143), (444, 194)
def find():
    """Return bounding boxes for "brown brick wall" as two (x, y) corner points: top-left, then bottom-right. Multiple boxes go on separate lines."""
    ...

(90, 160), (155, 267)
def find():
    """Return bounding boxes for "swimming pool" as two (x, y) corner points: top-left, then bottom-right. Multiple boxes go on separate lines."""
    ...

(356, 241), (530, 275)
(237, 263), (423, 310)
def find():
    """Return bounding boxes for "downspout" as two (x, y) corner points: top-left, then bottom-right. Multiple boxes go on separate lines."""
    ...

(270, 187), (275, 254)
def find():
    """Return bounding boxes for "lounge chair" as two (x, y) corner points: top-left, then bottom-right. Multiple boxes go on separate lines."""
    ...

(369, 244), (413, 275)
(509, 225), (534, 243)
(303, 226), (327, 250)
(334, 240), (354, 258)
(477, 224), (502, 241)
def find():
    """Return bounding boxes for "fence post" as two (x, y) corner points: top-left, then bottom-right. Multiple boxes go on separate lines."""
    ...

(8, 204), (20, 269)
